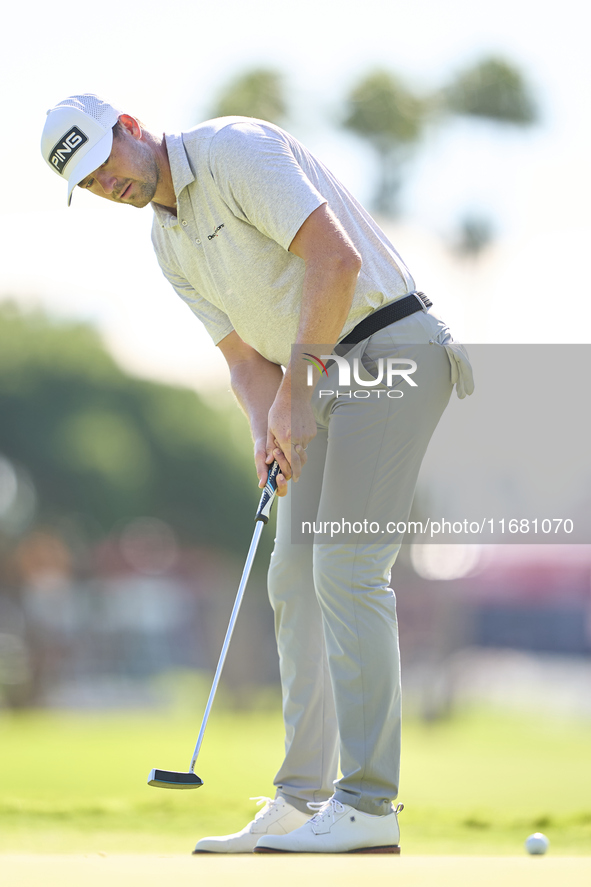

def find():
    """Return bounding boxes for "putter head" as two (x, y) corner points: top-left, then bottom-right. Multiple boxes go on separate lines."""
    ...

(147, 768), (204, 789)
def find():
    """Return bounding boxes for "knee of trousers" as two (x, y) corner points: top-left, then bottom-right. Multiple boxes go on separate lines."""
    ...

(267, 542), (314, 610)
(267, 543), (328, 672)
(311, 544), (400, 621)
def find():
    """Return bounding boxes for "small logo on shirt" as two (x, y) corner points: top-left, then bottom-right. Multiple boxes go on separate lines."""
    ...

(208, 224), (224, 240)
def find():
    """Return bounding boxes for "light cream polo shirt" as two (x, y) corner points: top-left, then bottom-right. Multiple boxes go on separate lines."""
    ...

(151, 117), (415, 367)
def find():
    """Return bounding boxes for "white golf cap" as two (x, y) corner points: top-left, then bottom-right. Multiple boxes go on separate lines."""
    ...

(41, 94), (123, 206)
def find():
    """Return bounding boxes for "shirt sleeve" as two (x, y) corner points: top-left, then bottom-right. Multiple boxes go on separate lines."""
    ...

(208, 121), (327, 251)
(157, 256), (235, 346)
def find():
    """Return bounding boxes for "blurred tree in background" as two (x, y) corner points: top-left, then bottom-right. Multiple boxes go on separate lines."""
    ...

(442, 56), (538, 260)
(341, 56), (537, 220)
(0, 303), (281, 710)
(208, 68), (288, 124)
(453, 214), (496, 260)
(442, 56), (537, 125)
(343, 69), (425, 216)
(441, 56), (537, 257)
(0, 302), (255, 549)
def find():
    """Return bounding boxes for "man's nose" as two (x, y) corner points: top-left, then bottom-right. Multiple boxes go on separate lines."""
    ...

(94, 169), (118, 195)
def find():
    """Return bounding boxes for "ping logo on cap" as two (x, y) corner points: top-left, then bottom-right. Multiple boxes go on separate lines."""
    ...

(49, 126), (89, 175)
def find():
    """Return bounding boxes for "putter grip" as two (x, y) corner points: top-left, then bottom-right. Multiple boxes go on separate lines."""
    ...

(255, 461), (280, 523)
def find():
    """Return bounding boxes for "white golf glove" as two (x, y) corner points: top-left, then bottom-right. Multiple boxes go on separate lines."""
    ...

(443, 342), (475, 399)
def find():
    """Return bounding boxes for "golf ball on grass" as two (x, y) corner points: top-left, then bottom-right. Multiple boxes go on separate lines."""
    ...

(525, 832), (549, 855)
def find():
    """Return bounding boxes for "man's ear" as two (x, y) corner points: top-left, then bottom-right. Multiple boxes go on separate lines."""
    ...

(118, 114), (142, 138)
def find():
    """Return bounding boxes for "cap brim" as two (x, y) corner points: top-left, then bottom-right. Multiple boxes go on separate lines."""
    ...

(67, 129), (114, 206)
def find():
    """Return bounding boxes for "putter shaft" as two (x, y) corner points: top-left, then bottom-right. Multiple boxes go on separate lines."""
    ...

(189, 519), (264, 771)
(147, 461), (280, 789)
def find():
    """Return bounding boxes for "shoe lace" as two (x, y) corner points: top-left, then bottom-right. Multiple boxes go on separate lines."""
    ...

(306, 798), (346, 833)
(250, 796), (279, 821)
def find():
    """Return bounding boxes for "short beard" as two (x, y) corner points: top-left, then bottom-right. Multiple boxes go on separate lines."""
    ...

(119, 130), (160, 207)
(132, 176), (159, 207)
(129, 157), (160, 209)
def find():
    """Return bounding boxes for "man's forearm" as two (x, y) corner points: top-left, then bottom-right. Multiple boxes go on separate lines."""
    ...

(230, 354), (284, 442)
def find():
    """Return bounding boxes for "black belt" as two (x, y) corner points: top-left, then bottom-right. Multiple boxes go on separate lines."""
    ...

(340, 291), (432, 346)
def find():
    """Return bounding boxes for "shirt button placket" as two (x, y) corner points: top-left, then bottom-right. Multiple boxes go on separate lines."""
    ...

(179, 216), (200, 244)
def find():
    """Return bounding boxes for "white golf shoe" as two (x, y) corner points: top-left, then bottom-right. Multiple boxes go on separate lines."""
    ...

(192, 796), (311, 853)
(254, 797), (404, 854)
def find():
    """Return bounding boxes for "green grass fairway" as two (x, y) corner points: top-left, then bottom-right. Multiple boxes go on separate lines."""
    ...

(4, 854), (591, 887)
(0, 706), (590, 856)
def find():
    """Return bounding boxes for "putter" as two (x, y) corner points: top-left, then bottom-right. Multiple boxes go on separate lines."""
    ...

(147, 460), (281, 789)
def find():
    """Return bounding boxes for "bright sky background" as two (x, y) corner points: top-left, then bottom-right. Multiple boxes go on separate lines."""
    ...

(2, 0), (590, 393)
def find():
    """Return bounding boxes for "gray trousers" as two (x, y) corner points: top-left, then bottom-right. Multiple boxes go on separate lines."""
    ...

(268, 309), (454, 816)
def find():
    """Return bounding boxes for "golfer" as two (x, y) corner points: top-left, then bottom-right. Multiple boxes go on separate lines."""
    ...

(41, 94), (473, 854)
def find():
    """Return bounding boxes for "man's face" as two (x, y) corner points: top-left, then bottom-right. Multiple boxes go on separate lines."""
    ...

(77, 120), (159, 207)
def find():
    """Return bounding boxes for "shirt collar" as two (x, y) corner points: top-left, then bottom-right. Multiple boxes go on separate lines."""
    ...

(164, 132), (195, 196)
(152, 132), (195, 228)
